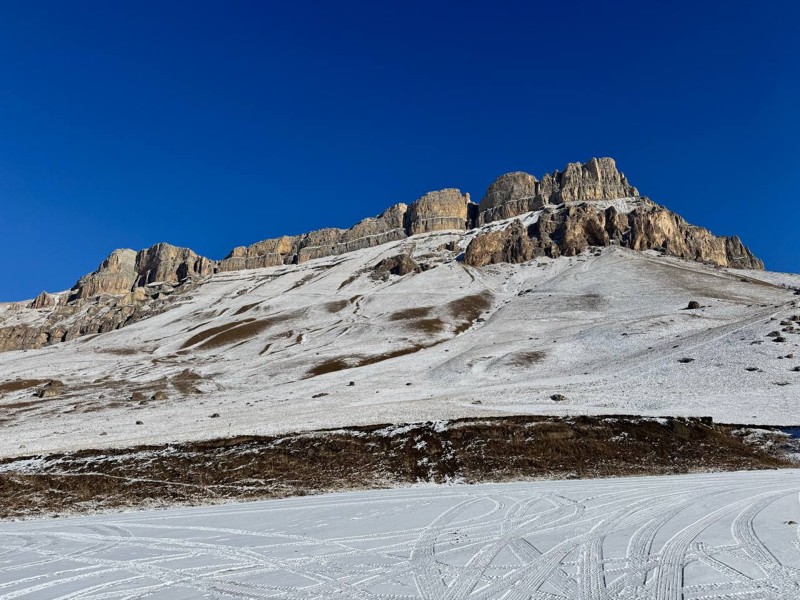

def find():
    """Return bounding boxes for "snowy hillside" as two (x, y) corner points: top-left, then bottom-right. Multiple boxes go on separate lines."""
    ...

(1, 216), (799, 458)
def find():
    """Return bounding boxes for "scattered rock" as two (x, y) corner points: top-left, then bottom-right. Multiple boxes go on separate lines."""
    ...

(348, 381), (355, 386)
(678, 357), (695, 363)
(686, 300), (701, 310)
(773, 336), (787, 343)
(550, 394), (568, 402)
(151, 391), (168, 401)
(464, 220), (536, 267)
(35, 380), (64, 398)
(135, 420), (143, 425)
(29, 291), (57, 309)
(370, 254), (421, 279)
(311, 392), (329, 398)
(209, 413), (220, 418)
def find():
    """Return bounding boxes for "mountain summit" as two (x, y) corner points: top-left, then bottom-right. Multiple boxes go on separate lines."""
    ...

(0, 158), (764, 353)
(2, 157), (795, 459)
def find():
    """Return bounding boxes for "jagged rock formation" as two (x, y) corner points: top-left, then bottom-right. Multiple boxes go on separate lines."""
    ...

(477, 157), (638, 225)
(404, 189), (472, 235)
(29, 291), (57, 310)
(70, 249), (138, 301)
(132, 243), (215, 288)
(218, 190), (472, 272)
(463, 221), (535, 267)
(477, 172), (540, 224)
(0, 280), (192, 352)
(0, 157), (764, 352)
(465, 200), (764, 269)
(370, 253), (421, 279)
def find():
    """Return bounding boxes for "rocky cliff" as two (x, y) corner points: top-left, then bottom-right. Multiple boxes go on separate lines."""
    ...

(466, 199), (763, 269)
(0, 157), (764, 352)
(476, 157), (639, 225)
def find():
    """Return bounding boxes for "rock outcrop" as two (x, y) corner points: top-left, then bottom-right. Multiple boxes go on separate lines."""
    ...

(477, 172), (541, 225)
(477, 158), (638, 225)
(404, 189), (472, 235)
(466, 199), (763, 269)
(29, 291), (57, 310)
(1, 157), (765, 353)
(463, 221), (535, 267)
(548, 157), (638, 203)
(133, 243), (215, 288)
(70, 249), (138, 301)
(370, 253), (421, 279)
(219, 189), (473, 271)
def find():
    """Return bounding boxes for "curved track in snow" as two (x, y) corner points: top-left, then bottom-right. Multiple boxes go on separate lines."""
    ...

(1, 470), (800, 599)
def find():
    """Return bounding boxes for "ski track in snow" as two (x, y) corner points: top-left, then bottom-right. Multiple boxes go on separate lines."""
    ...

(1, 470), (800, 599)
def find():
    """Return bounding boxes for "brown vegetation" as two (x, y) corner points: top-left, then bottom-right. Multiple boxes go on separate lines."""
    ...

(0, 415), (791, 519)
(306, 344), (428, 377)
(197, 319), (275, 350)
(0, 379), (49, 394)
(180, 319), (256, 349)
(449, 292), (493, 334)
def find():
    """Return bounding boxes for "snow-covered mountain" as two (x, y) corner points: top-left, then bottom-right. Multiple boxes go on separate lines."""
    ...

(1, 158), (797, 458)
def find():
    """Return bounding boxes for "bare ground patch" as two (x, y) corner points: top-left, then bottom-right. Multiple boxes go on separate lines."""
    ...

(388, 306), (434, 321)
(503, 350), (547, 367)
(197, 319), (276, 350)
(233, 302), (261, 316)
(449, 292), (493, 334)
(0, 379), (50, 394)
(0, 415), (792, 520)
(181, 319), (256, 349)
(306, 344), (428, 377)
(324, 300), (350, 313)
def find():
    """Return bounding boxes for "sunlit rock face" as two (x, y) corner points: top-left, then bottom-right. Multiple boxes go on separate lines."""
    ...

(0, 157), (764, 352)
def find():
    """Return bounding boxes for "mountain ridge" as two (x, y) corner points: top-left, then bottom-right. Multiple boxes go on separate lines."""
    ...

(0, 157), (764, 354)
(67, 157), (763, 301)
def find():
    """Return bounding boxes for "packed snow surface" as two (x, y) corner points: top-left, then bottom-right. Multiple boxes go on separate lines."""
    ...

(2, 225), (800, 457)
(1, 470), (799, 598)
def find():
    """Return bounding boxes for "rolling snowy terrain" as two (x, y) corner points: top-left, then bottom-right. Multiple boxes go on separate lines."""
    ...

(1, 470), (799, 599)
(1, 217), (800, 458)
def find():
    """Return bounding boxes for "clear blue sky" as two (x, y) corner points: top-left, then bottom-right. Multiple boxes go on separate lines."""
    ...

(1, 0), (798, 301)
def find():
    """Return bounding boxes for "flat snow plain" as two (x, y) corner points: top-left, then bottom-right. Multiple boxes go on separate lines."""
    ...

(1, 470), (800, 599)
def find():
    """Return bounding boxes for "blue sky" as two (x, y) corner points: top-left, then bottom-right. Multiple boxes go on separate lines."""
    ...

(1, 0), (798, 300)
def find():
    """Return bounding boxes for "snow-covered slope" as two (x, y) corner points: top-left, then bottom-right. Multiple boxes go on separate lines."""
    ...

(1, 221), (799, 457)
(2, 469), (799, 599)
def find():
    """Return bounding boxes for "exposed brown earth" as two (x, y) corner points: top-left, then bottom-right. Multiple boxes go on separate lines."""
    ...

(0, 415), (793, 520)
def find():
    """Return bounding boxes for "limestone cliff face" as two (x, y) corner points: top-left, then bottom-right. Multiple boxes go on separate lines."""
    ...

(133, 243), (215, 287)
(0, 157), (765, 352)
(69, 244), (214, 301)
(465, 200), (763, 269)
(404, 189), (472, 235)
(220, 236), (299, 271)
(477, 158), (638, 225)
(477, 172), (541, 225)
(218, 189), (473, 271)
(463, 221), (535, 267)
(70, 249), (138, 301)
(218, 203), (409, 271)
(549, 157), (638, 203)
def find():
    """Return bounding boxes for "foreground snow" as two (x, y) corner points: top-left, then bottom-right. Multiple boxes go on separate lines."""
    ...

(0, 470), (799, 598)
